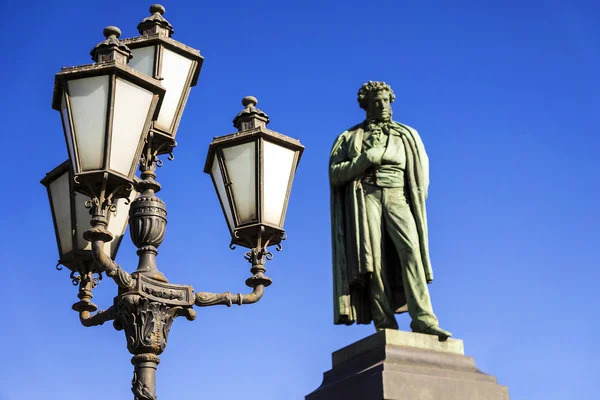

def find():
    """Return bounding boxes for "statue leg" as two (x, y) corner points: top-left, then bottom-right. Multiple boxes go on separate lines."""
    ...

(364, 185), (399, 331)
(382, 188), (439, 333)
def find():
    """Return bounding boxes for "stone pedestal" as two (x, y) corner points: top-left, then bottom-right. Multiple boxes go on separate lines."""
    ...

(306, 330), (510, 400)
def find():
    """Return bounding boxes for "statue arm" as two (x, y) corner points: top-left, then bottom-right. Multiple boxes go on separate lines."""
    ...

(329, 134), (376, 187)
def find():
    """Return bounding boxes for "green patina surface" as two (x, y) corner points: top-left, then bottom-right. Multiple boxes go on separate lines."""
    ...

(330, 81), (450, 337)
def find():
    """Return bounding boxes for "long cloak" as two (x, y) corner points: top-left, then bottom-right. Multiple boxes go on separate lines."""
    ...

(330, 121), (432, 325)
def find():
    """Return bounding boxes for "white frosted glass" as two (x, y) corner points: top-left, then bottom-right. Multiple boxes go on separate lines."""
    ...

(263, 141), (295, 226)
(61, 95), (76, 167)
(223, 143), (257, 224)
(49, 172), (73, 256)
(105, 190), (136, 258)
(155, 48), (193, 132)
(129, 46), (156, 77)
(211, 155), (234, 232)
(110, 78), (154, 176)
(68, 76), (108, 171)
(74, 192), (92, 251)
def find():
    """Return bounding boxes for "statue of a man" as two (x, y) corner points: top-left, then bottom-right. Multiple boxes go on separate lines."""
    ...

(329, 81), (451, 337)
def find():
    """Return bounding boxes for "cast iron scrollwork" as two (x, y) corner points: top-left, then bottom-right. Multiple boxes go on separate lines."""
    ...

(112, 294), (195, 355)
(70, 271), (103, 287)
(140, 132), (177, 171)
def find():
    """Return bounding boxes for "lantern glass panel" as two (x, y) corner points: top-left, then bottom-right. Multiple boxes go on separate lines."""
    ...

(263, 141), (295, 226)
(60, 96), (76, 165)
(49, 171), (73, 255)
(222, 142), (257, 224)
(129, 46), (156, 77)
(74, 192), (91, 251)
(67, 75), (109, 171)
(104, 194), (135, 257)
(211, 155), (234, 232)
(155, 48), (193, 131)
(109, 78), (154, 176)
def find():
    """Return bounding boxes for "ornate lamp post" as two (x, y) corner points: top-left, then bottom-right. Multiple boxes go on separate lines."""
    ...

(42, 5), (303, 400)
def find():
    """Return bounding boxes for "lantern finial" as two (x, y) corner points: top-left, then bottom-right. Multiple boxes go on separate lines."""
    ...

(103, 26), (122, 39)
(90, 26), (132, 64)
(150, 4), (166, 15)
(138, 4), (174, 37)
(233, 96), (270, 131)
(242, 96), (258, 108)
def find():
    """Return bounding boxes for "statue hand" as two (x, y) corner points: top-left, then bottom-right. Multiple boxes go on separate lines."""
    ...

(366, 147), (385, 166)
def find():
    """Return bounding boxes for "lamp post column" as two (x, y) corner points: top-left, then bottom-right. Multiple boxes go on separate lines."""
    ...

(129, 149), (169, 283)
(132, 354), (160, 400)
(112, 291), (191, 400)
(84, 173), (197, 400)
(85, 213), (197, 400)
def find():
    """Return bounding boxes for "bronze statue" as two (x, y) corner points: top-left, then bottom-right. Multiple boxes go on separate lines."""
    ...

(329, 81), (451, 337)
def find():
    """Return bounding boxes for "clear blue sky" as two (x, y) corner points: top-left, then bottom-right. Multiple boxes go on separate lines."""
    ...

(1, 0), (598, 399)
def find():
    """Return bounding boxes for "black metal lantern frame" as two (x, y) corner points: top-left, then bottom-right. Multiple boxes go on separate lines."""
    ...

(52, 61), (165, 199)
(41, 161), (136, 272)
(204, 127), (304, 250)
(51, 24), (166, 231)
(121, 4), (203, 156)
(41, 160), (138, 314)
(42, 6), (303, 400)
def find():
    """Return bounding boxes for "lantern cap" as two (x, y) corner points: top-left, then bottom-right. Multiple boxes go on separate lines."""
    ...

(203, 125), (304, 175)
(90, 26), (132, 64)
(138, 4), (174, 37)
(233, 96), (270, 131)
(40, 160), (70, 187)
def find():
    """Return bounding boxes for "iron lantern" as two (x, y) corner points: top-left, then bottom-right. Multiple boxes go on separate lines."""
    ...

(41, 160), (137, 274)
(204, 96), (304, 249)
(52, 26), (166, 199)
(122, 4), (203, 154)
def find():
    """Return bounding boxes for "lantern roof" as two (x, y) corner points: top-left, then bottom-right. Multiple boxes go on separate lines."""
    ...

(138, 4), (174, 37)
(53, 26), (166, 113)
(90, 26), (133, 64)
(205, 97), (303, 175)
(40, 160), (70, 186)
(51, 58), (165, 116)
(232, 96), (270, 130)
(120, 34), (204, 87)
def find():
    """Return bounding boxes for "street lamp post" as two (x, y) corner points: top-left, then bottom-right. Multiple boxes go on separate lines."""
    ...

(41, 5), (303, 399)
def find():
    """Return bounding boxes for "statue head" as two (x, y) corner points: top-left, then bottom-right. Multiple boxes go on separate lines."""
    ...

(357, 81), (395, 122)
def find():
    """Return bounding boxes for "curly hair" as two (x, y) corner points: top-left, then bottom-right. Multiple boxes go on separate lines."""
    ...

(357, 81), (395, 110)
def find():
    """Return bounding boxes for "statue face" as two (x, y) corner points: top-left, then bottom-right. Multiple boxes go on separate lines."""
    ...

(367, 91), (392, 122)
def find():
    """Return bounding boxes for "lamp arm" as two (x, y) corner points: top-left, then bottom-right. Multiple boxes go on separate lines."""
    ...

(194, 246), (273, 308)
(91, 239), (135, 290)
(83, 191), (136, 291)
(194, 284), (265, 307)
(79, 305), (116, 327)
(71, 270), (115, 327)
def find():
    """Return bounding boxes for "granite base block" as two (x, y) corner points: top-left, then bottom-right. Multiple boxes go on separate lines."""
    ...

(306, 330), (510, 400)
